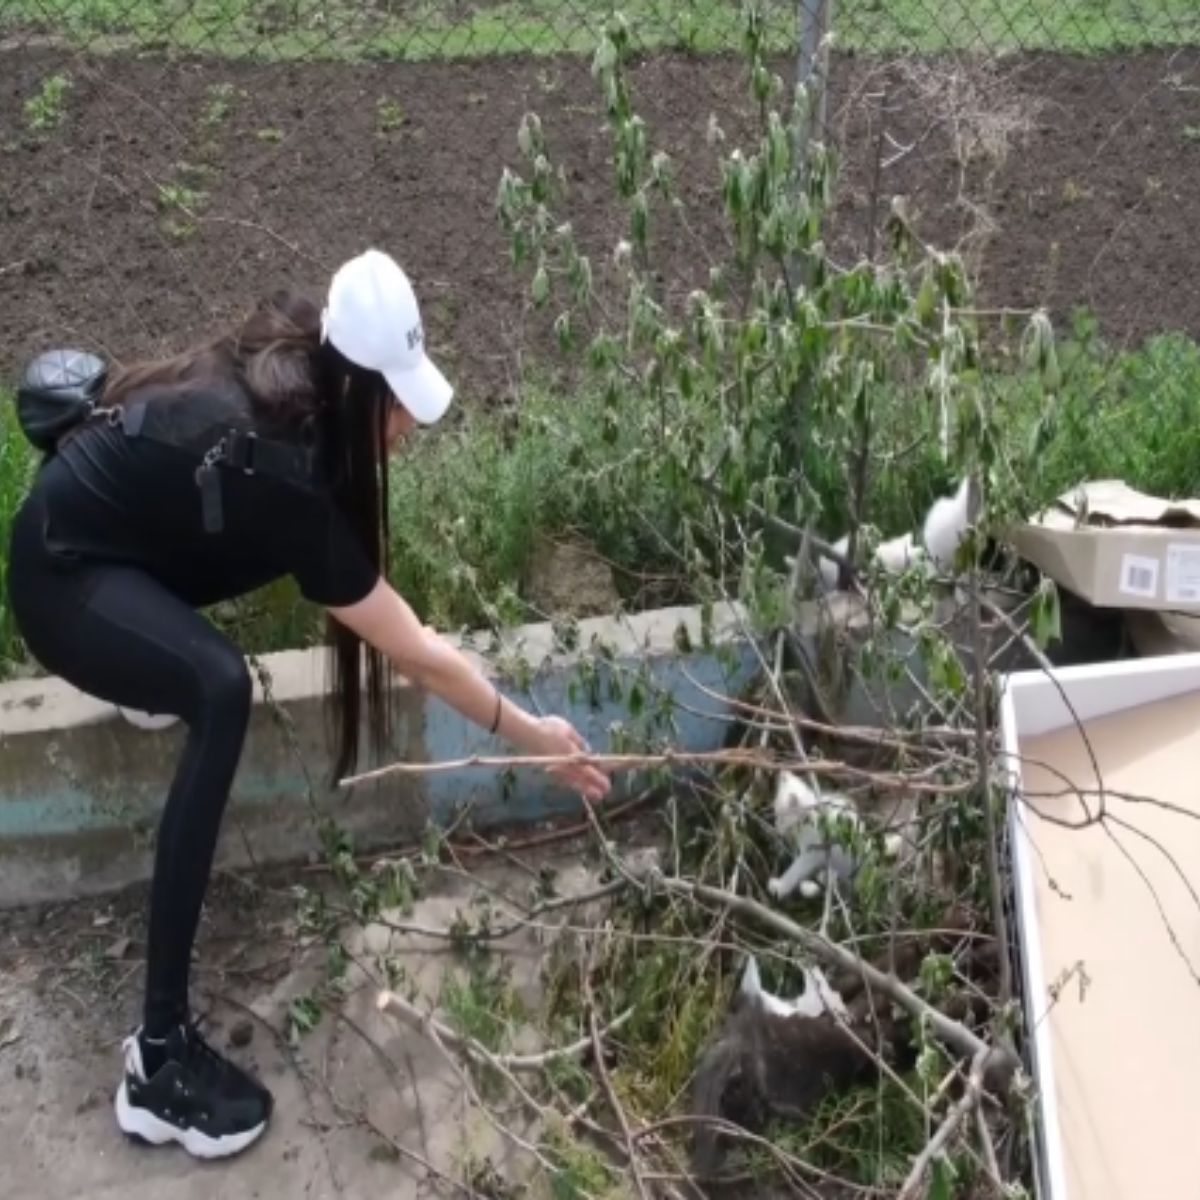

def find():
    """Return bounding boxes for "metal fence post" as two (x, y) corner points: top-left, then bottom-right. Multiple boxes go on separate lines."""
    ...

(794, 0), (835, 189)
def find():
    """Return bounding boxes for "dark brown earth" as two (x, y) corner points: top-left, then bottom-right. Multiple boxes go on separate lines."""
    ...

(1, 44), (1198, 406)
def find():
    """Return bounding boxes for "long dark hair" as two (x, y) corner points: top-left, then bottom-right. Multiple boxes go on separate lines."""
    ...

(101, 290), (394, 785)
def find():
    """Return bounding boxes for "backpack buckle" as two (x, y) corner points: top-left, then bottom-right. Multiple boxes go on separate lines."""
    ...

(225, 430), (258, 475)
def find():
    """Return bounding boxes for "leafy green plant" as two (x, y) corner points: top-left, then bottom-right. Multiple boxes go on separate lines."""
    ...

(157, 182), (204, 212)
(543, 1119), (621, 1199)
(442, 953), (524, 1054)
(201, 81), (238, 129)
(495, 9), (1058, 638)
(155, 179), (206, 240)
(376, 96), (406, 134)
(24, 73), (72, 132)
(285, 992), (323, 1043)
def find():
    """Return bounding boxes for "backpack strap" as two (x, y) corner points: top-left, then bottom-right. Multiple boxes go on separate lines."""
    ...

(16, 350), (330, 535)
(222, 427), (322, 485)
(118, 393), (325, 534)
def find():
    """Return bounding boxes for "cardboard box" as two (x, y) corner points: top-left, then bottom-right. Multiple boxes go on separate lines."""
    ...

(1000, 654), (1200, 1200)
(1011, 480), (1200, 611)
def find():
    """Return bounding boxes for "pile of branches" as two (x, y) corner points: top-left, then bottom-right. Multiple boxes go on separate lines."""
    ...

(351, 577), (1036, 1199)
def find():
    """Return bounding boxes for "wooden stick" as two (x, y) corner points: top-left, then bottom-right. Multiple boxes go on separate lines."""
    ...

(898, 1051), (989, 1199)
(339, 747), (973, 795)
(975, 1102), (1003, 1190)
(342, 748), (762, 787)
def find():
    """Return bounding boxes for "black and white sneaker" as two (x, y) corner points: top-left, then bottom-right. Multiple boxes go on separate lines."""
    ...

(114, 1021), (273, 1159)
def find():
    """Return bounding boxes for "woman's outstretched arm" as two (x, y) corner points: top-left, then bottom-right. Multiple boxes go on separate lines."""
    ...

(327, 577), (611, 802)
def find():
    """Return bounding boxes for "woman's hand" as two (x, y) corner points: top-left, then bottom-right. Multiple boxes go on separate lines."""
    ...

(523, 715), (611, 803)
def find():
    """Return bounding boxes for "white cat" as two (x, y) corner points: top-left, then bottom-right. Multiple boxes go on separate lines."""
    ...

(740, 954), (848, 1021)
(875, 531), (923, 575)
(922, 475), (974, 574)
(815, 475), (977, 592)
(767, 771), (901, 901)
(817, 531), (925, 591)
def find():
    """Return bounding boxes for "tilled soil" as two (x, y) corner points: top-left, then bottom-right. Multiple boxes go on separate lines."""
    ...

(1, 44), (1197, 404)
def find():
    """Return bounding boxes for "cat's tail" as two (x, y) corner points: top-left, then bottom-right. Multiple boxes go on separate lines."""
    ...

(689, 1009), (761, 1177)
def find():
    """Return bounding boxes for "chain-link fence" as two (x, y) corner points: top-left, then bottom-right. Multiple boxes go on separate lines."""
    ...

(2, 0), (1198, 401)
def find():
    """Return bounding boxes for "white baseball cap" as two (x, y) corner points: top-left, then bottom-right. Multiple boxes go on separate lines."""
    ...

(321, 248), (453, 425)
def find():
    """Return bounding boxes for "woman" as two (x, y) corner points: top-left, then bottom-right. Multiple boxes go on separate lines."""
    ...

(6, 248), (611, 1160)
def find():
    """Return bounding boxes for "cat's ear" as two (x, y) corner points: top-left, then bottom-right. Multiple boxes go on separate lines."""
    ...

(740, 955), (763, 1002)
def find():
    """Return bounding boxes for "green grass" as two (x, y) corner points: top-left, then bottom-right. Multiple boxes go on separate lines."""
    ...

(383, 376), (679, 631)
(0, 399), (37, 674)
(3, 324), (1200, 673)
(1017, 319), (1200, 503)
(2, 0), (1196, 63)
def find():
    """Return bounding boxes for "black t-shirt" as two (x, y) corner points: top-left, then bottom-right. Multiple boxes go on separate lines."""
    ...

(43, 387), (380, 610)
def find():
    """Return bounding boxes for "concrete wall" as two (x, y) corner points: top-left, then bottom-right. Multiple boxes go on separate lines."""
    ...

(0, 603), (760, 907)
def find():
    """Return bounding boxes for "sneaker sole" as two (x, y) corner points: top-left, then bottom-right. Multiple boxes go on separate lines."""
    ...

(114, 1081), (267, 1160)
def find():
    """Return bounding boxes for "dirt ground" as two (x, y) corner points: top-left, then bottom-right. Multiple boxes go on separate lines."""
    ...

(0, 841), (625, 1200)
(1, 45), (1198, 405)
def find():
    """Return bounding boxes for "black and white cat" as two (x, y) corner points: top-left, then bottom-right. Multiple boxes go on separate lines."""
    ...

(767, 771), (903, 902)
(739, 953), (847, 1021)
(689, 953), (880, 1175)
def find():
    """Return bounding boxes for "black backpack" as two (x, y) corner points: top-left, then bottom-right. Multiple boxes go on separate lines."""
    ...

(14, 347), (109, 454)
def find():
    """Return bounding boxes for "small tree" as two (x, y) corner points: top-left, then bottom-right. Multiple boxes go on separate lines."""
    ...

(496, 6), (1058, 640)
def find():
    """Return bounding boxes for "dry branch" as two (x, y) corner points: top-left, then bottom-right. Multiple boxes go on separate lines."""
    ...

(969, 569), (1013, 1004)
(339, 746), (973, 795)
(375, 988), (634, 1073)
(898, 1051), (989, 1199)
(582, 940), (651, 1200)
(401, 993), (555, 1173)
(375, 877), (629, 945)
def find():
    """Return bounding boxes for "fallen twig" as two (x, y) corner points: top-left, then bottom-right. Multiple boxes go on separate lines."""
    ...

(976, 1101), (1002, 1188)
(340, 746), (974, 795)
(898, 1050), (989, 1199)
(326, 1016), (484, 1198)
(376, 988), (634, 1073)
(406, 994), (556, 1173)
(583, 938), (651, 1200)
(969, 567), (1013, 1005)
(374, 877), (628, 944)
(303, 785), (659, 874)
(632, 1114), (869, 1196)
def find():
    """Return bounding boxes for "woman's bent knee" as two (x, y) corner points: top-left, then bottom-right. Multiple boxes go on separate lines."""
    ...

(196, 646), (252, 722)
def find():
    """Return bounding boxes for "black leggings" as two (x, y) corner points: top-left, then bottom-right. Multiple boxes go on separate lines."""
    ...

(8, 469), (252, 1036)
